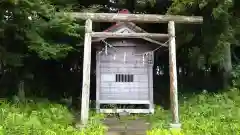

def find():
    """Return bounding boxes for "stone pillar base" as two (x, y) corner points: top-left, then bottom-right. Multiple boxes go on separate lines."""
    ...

(169, 123), (181, 129)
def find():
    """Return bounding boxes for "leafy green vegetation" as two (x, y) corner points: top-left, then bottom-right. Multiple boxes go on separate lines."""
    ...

(2, 88), (240, 135)
(232, 64), (240, 88)
(146, 88), (240, 135)
(0, 99), (106, 135)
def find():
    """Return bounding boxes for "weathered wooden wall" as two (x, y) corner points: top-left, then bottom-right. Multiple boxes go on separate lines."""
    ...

(96, 39), (154, 112)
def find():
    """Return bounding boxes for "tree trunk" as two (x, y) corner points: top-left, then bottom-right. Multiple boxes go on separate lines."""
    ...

(222, 44), (232, 89)
(18, 80), (25, 102)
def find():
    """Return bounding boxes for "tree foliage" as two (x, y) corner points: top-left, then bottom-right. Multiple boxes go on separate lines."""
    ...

(0, 0), (239, 99)
(0, 0), (90, 98)
(0, 0), (84, 65)
(168, 0), (238, 67)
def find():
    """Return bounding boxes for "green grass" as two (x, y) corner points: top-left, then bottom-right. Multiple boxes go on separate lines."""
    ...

(0, 99), (106, 135)
(146, 88), (240, 135)
(1, 87), (240, 135)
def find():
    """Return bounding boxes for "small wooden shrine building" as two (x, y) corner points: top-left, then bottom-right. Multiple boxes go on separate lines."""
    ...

(92, 9), (168, 114)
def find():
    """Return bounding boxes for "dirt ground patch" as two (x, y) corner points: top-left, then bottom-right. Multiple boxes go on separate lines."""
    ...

(103, 117), (150, 135)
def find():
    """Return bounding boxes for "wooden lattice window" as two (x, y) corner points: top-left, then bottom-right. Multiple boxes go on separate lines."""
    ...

(115, 74), (134, 82)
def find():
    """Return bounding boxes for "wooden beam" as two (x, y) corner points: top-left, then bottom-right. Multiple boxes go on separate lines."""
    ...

(91, 32), (169, 39)
(99, 109), (152, 114)
(68, 12), (203, 24)
(81, 19), (92, 125)
(168, 21), (180, 127)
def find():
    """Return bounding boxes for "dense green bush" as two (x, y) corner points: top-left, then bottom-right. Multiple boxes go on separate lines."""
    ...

(147, 88), (240, 135)
(0, 99), (106, 135)
(3, 88), (240, 135)
(232, 64), (240, 88)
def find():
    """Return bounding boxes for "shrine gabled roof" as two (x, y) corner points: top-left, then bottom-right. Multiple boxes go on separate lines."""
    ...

(92, 9), (166, 45)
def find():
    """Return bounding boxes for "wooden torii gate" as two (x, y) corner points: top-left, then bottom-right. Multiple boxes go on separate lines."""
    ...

(68, 12), (203, 128)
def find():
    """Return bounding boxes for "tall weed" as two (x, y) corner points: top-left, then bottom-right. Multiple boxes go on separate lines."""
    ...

(147, 88), (240, 135)
(0, 100), (106, 135)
